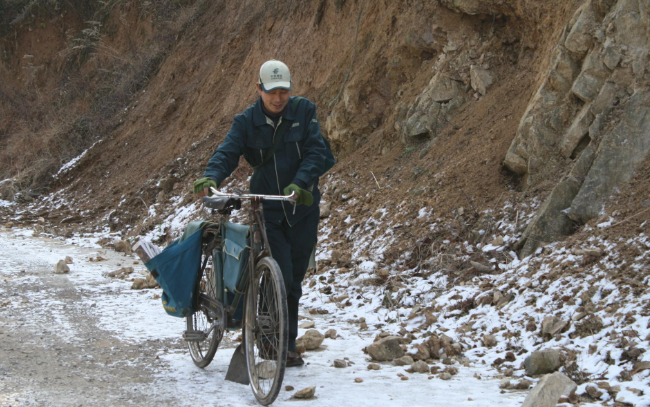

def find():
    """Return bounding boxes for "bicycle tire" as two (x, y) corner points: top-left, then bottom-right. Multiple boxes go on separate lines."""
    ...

(244, 256), (288, 405)
(186, 249), (225, 368)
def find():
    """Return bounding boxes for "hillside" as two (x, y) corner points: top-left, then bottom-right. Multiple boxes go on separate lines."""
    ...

(1, 0), (649, 406)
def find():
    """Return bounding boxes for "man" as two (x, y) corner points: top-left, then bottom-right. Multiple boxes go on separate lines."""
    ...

(193, 59), (334, 367)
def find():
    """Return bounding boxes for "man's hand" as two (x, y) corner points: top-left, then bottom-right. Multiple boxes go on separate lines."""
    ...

(283, 183), (313, 206)
(193, 177), (217, 197)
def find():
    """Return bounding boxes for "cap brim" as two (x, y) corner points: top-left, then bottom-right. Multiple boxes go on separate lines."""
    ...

(262, 82), (292, 92)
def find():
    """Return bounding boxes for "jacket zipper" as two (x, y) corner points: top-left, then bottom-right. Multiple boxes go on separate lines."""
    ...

(270, 117), (292, 226)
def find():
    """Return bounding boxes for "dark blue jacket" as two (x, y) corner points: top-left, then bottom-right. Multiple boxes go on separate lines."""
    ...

(203, 96), (334, 226)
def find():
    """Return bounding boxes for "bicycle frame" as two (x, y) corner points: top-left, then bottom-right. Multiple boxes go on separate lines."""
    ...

(203, 189), (296, 323)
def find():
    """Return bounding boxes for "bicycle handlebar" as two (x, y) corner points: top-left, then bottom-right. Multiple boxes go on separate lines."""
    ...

(208, 187), (297, 203)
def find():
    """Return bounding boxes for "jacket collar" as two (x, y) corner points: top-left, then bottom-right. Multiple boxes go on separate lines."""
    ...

(252, 96), (296, 126)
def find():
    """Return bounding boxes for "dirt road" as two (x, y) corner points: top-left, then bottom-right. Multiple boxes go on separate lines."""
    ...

(0, 228), (526, 407)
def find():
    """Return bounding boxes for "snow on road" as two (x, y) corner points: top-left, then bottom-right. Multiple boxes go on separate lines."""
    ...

(0, 229), (527, 406)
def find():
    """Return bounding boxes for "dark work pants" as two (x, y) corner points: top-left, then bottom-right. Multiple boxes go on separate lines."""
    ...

(264, 206), (319, 351)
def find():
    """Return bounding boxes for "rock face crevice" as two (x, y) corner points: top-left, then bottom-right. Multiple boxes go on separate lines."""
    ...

(504, 0), (650, 257)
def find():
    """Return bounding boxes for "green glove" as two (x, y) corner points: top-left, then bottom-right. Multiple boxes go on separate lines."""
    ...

(193, 177), (217, 194)
(283, 183), (313, 207)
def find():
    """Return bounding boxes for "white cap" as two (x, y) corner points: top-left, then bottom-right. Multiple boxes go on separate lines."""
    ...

(258, 60), (292, 92)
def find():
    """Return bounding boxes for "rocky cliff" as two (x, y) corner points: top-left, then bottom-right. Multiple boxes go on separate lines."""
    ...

(1, 0), (648, 260)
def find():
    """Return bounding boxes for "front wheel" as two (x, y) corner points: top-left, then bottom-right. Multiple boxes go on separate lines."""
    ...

(244, 256), (288, 405)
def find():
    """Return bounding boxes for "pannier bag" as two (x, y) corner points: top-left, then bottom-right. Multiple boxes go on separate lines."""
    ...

(222, 222), (250, 294)
(144, 221), (207, 317)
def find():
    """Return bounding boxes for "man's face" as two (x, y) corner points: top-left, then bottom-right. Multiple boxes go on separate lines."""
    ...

(257, 84), (291, 115)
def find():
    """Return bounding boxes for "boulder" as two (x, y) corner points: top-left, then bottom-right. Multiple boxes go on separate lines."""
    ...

(524, 349), (563, 376)
(394, 355), (415, 366)
(482, 334), (497, 348)
(54, 260), (70, 274)
(470, 66), (494, 96)
(114, 240), (132, 254)
(294, 387), (316, 399)
(296, 329), (325, 351)
(521, 372), (576, 407)
(564, 2), (598, 58)
(541, 316), (569, 339)
(324, 329), (337, 339)
(367, 336), (404, 361)
(410, 343), (431, 361)
(131, 273), (159, 289)
(299, 320), (316, 329)
(411, 360), (430, 374)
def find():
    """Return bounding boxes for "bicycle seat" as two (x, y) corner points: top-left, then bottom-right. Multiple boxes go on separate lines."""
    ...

(203, 196), (242, 210)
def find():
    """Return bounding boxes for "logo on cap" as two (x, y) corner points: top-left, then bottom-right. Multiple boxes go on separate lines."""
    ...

(273, 68), (279, 74)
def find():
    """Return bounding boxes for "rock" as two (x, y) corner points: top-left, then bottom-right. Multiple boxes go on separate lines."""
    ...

(521, 372), (577, 407)
(564, 2), (597, 58)
(500, 379), (512, 389)
(423, 311), (437, 327)
(114, 240), (132, 254)
(401, 72), (465, 138)
(319, 202), (331, 219)
(584, 385), (603, 399)
(515, 379), (533, 390)
(368, 363), (381, 370)
(524, 349), (563, 376)
(443, 366), (458, 376)
(354, 378), (363, 383)
(37, 217), (45, 224)
(376, 269), (390, 277)
(333, 359), (347, 368)
(296, 330), (325, 351)
(569, 91), (650, 224)
(131, 279), (146, 290)
(541, 316), (569, 339)
(5, 222), (14, 228)
(294, 387), (316, 399)
(394, 355), (415, 366)
(411, 360), (430, 373)
(324, 329), (337, 339)
(64, 256), (73, 264)
(410, 344), (431, 361)
(131, 273), (159, 290)
(285, 385), (294, 391)
(470, 261), (492, 274)
(483, 334), (497, 348)
(299, 320), (316, 329)
(439, 372), (452, 380)
(108, 267), (134, 279)
(491, 236), (505, 246)
(160, 177), (176, 194)
(367, 336), (404, 361)
(631, 361), (650, 376)
(428, 72), (464, 103)
(330, 250), (342, 262)
(571, 70), (606, 103)
(54, 260), (70, 274)
(470, 66), (494, 96)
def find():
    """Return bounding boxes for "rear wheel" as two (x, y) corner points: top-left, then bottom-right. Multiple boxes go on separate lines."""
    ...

(186, 249), (225, 368)
(244, 256), (288, 406)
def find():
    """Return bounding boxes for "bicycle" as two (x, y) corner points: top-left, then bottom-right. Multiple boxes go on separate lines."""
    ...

(184, 188), (296, 405)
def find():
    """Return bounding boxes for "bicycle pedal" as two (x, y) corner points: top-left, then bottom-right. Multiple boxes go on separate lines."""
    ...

(183, 330), (207, 342)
